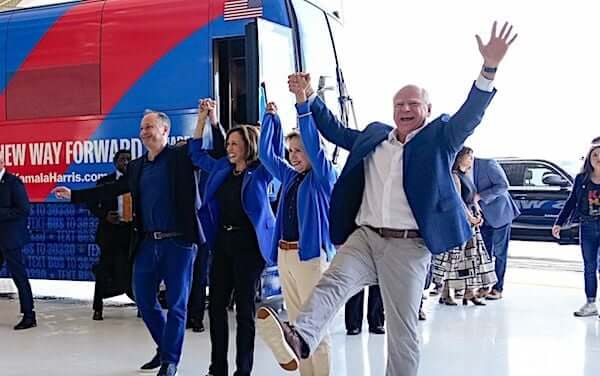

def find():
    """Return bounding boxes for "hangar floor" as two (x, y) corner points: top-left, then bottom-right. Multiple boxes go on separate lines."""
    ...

(1, 242), (599, 376)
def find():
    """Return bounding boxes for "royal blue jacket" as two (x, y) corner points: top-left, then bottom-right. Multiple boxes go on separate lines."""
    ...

(309, 84), (496, 254)
(259, 108), (337, 263)
(189, 132), (277, 264)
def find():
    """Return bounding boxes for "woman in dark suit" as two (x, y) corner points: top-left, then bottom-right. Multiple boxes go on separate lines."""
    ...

(189, 99), (276, 376)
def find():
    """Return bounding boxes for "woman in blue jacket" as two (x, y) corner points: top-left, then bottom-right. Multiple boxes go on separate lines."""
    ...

(553, 144), (600, 318)
(189, 99), (276, 376)
(256, 80), (337, 375)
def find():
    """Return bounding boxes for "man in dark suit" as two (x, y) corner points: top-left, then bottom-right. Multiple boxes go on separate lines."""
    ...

(473, 157), (520, 300)
(88, 149), (132, 321)
(53, 110), (203, 376)
(256, 22), (517, 376)
(345, 286), (384, 335)
(0, 154), (36, 330)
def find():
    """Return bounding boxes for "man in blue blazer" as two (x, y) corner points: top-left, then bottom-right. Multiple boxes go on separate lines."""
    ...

(256, 22), (517, 376)
(473, 157), (520, 300)
(0, 154), (36, 330)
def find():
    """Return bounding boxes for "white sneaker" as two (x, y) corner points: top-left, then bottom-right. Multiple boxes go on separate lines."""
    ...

(574, 302), (598, 317)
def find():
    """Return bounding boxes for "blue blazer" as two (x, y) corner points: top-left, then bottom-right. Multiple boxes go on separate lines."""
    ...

(259, 109), (337, 263)
(0, 172), (31, 250)
(555, 173), (586, 226)
(309, 83), (496, 254)
(473, 158), (520, 228)
(189, 138), (276, 264)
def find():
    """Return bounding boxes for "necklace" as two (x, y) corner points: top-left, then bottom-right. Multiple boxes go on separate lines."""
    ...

(233, 169), (244, 176)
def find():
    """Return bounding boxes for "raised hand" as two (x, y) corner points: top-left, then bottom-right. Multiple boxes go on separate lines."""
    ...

(266, 101), (278, 114)
(51, 186), (72, 200)
(476, 21), (517, 68)
(288, 73), (311, 103)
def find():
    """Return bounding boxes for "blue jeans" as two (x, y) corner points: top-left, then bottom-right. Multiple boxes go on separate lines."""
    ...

(133, 237), (197, 364)
(580, 221), (600, 300)
(480, 223), (511, 292)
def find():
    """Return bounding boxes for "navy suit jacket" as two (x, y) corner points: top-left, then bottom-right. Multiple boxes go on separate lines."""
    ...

(0, 171), (31, 250)
(72, 145), (205, 248)
(310, 84), (496, 254)
(473, 158), (520, 228)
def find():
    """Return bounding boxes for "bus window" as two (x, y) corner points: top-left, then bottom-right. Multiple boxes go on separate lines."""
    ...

(256, 18), (297, 135)
(291, 0), (340, 118)
(6, 1), (102, 119)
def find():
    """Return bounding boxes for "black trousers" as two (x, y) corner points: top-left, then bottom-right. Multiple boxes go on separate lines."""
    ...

(345, 285), (384, 331)
(92, 224), (132, 312)
(188, 242), (210, 322)
(0, 246), (34, 315)
(209, 229), (265, 376)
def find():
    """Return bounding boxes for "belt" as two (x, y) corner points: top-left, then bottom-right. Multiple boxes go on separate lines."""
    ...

(278, 240), (299, 251)
(365, 226), (421, 239)
(144, 232), (183, 240)
(222, 225), (253, 232)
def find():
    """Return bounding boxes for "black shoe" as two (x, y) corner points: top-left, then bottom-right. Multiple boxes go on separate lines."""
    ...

(346, 328), (361, 335)
(368, 326), (385, 335)
(14, 312), (37, 330)
(186, 317), (205, 332)
(93, 311), (103, 321)
(139, 351), (161, 372)
(419, 309), (427, 321)
(157, 363), (177, 376)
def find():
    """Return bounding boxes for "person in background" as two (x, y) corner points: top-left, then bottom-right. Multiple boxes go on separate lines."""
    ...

(553, 144), (600, 318)
(88, 149), (133, 321)
(0, 153), (36, 330)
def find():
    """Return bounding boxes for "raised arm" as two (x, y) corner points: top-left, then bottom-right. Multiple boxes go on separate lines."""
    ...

(0, 177), (30, 222)
(258, 103), (294, 182)
(289, 73), (360, 151)
(290, 76), (337, 189)
(444, 21), (517, 151)
(189, 98), (220, 172)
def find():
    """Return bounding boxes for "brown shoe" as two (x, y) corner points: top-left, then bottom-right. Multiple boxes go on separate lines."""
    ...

(256, 306), (305, 371)
(485, 289), (503, 300)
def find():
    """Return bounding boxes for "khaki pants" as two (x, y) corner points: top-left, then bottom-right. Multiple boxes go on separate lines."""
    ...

(294, 227), (430, 376)
(278, 247), (331, 376)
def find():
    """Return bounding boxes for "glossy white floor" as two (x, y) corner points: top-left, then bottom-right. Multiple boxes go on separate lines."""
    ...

(1, 242), (600, 376)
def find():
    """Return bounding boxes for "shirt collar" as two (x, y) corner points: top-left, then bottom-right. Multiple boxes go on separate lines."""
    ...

(116, 170), (124, 179)
(0, 168), (5, 181)
(387, 122), (429, 145)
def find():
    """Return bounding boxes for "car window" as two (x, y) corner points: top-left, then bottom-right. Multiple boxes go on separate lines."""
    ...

(500, 163), (526, 187)
(523, 163), (562, 187)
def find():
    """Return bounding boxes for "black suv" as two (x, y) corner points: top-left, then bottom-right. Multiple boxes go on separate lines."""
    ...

(497, 158), (579, 244)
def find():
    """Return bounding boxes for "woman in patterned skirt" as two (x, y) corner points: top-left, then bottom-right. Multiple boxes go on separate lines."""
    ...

(433, 147), (497, 306)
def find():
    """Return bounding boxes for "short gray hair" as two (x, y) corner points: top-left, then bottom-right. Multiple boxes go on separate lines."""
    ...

(144, 109), (171, 130)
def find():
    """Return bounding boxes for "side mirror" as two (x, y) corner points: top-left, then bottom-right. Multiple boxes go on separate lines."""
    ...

(542, 174), (570, 188)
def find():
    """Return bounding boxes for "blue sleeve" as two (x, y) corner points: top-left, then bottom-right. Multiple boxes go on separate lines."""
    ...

(0, 178), (30, 222)
(308, 96), (360, 151)
(479, 160), (509, 205)
(188, 138), (217, 172)
(296, 102), (337, 191)
(258, 113), (294, 182)
(555, 174), (581, 226)
(443, 83), (496, 152)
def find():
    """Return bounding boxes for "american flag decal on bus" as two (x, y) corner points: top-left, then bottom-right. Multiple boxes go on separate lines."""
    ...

(224, 0), (263, 21)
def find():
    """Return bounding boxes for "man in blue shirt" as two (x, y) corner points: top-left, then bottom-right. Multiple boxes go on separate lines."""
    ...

(53, 110), (202, 376)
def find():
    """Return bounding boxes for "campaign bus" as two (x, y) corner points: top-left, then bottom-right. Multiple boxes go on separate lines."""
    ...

(0, 0), (351, 302)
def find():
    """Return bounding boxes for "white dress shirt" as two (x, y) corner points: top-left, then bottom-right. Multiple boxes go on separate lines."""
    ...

(356, 75), (494, 230)
(0, 168), (5, 182)
(115, 170), (125, 219)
